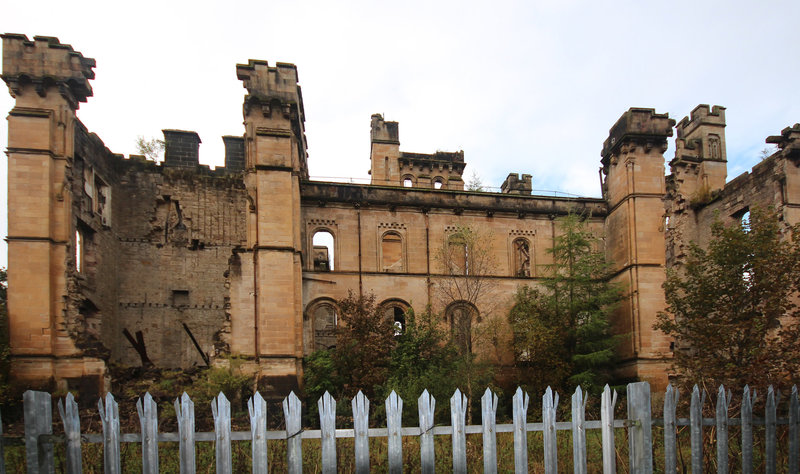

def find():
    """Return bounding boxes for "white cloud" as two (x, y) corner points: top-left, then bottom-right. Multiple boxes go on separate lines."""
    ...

(1, 0), (799, 267)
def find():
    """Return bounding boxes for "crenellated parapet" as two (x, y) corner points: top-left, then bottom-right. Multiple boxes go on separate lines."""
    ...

(601, 108), (675, 170)
(1, 33), (95, 109)
(767, 123), (800, 161)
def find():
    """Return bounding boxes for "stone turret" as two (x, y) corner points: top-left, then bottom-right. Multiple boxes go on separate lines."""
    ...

(234, 58), (308, 395)
(501, 173), (532, 195)
(2, 34), (107, 390)
(369, 114), (401, 186)
(601, 107), (675, 388)
(669, 105), (727, 200)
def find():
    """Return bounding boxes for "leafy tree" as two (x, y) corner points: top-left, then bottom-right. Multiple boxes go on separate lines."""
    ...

(655, 207), (800, 389)
(135, 136), (165, 162)
(509, 214), (622, 394)
(303, 292), (395, 409)
(465, 170), (485, 192)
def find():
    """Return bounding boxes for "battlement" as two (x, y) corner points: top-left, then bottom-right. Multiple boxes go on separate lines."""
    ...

(400, 150), (465, 164)
(676, 104), (726, 139)
(601, 108), (675, 165)
(501, 173), (532, 195)
(370, 114), (399, 144)
(767, 123), (800, 160)
(1, 33), (95, 108)
(236, 59), (303, 111)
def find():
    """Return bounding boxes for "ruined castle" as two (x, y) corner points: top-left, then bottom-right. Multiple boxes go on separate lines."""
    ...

(3, 34), (799, 395)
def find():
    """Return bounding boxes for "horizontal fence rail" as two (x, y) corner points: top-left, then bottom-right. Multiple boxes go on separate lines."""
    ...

(0, 383), (798, 473)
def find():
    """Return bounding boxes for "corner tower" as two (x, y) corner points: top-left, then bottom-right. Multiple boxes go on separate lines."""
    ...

(1, 34), (106, 387)
(235, 59), (308, 394)
(670, 105), (727, 200)
(601, 108), (675, 388)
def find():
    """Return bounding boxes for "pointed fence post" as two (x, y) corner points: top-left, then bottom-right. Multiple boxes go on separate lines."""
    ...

(715, 386), (730, 474)
(627, 382), (652, 474)
(248, 392), (268, 474)
(600, 385), (617, 474)
(765, 386), (777, 474)
(542, 387), (559, 474)
(98, 393), (121, 474)
(386, 391), (403, 474)
(418, 390), (436, 474)
(741, 386), (756, 474)
(136, 392), (158, 474)
(0, 408), (5, 474)
(175, 392), (196, 474)
(283, 391), (302, 474)
(318, 392), (336, 474)
(212, 392), (232, 474)
(58, 393), (82, 474)
(512, 387), (529, 473)
(790, 385), (799, 474)
(450, 389), (468, 474)
(481, 388), (498, 474)
(571, 386), (588, 474)
(689, 385), (704, 474)
(352, 391), (370, 474)
(663, 384), (678, 474)
(23, 390), (53, 474)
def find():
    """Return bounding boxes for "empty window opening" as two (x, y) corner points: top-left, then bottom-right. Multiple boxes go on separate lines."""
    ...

(313, 230), (335, 271)
(447, 302), (477, 354)
(513, 238), (531, 277)
(741, 210), (751, 233)
(403, 177), (413, 188)
(381, 232), (403, 272)
(433, 179), (444, 190)
(381, 301), (409, 336)
(75, 230), (83, 273)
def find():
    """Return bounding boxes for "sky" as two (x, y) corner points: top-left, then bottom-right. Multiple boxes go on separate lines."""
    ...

(1, 0), (799, 269)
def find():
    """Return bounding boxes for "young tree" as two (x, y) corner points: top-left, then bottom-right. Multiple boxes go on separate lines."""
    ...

(303, 292), (396, 406)
(509, 214), (622, 394)
(135, 136), (165, 162)
(655, 207), (800, 388)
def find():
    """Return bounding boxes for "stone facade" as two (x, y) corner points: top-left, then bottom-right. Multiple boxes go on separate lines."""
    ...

(4, 34), (799, 394)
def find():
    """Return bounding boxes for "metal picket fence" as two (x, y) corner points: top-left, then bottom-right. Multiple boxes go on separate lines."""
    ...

(2, 382), (799, 473)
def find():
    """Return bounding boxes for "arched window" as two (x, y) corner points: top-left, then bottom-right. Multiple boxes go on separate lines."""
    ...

(381, 232), (404, 272)
(433, 178), (444, 189)
(380, 299), (409, 336)
(512, 238), (531, 277)
(312, 230), (335, 271)
(305, 299), (338, 351)
(402, 176), (414, 188)
(446, 302), (478, 354)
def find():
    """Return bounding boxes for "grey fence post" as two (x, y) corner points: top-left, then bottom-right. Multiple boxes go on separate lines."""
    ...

(790, 385), (799, 474)
(715, 385), (730, 474)
(450, 389), (468, 474)
(0, 408), (5, 474)
(248, 392), (268, 474)
(663, 384), (678, 474)
(58, 393), (82, 474)
(212, 392), (232, 474)
(283, 391), (302, 474)
(542, 386), (559, 474)
(98, 392), (121, 474)
(418, 390), (436, 474)
(689, 385), (705, 473)
(600, 385), (617, 474)
(175, 392), (196, 474)
(23, 390), (53, 474)
(741, 386), (755, 474)
(318, 391), (336, 474)
(627, 382), (652, 474)
(571, 386), (588, 474)
(352, 391), (370, 474)
(512, 387), (529, 473)
(765, 386), (777, 474)
(386, 391), (403, 474)
(481, 388), (498, 474)
(136, 392), (158, 474)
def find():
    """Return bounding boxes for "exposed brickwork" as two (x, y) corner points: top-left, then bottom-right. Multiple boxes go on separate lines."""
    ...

(163, 130), (201, 168)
